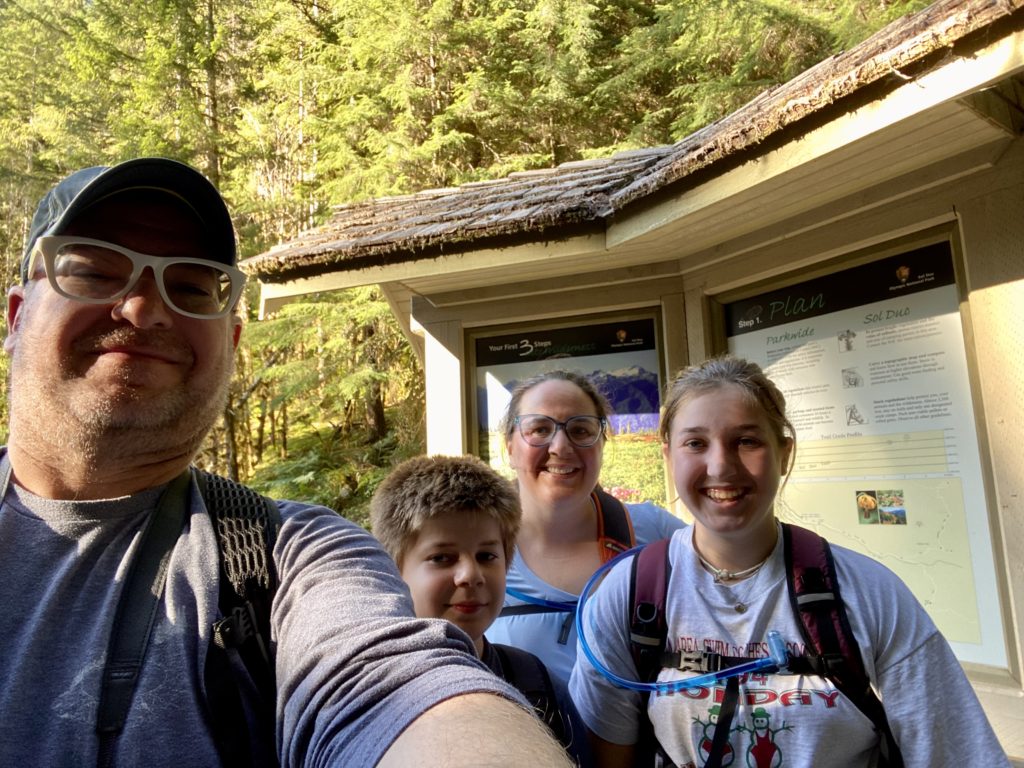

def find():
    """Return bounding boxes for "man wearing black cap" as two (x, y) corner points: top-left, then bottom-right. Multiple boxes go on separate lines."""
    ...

(0, 159), (572, 767)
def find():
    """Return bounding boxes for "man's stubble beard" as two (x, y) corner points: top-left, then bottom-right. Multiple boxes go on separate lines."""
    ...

(8, 338), (235, 469)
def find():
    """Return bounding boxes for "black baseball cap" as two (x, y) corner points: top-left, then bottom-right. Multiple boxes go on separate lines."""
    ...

(21, 157), (236, 283)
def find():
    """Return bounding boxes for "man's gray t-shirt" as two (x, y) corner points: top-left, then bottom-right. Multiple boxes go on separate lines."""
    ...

(0, 479), (520, 766)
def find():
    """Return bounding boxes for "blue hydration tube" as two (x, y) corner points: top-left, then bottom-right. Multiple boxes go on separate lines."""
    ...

(575, 545), (790, 693)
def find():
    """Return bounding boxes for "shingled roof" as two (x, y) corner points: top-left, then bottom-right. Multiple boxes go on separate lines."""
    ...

(243, 0), (1024, 282)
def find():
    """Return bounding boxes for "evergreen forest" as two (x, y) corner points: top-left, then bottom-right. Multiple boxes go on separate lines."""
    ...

(0, 0), (928, 526)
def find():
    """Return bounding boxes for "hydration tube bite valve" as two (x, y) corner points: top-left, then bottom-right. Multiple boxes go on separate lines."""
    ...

(576, 545), (791, 693)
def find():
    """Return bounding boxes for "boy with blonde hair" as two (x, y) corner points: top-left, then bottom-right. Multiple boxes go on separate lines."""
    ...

(372, 455), (592, 767)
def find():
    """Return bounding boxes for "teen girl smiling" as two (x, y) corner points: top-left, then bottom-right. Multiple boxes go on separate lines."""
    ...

(570, 356), (1005, 767)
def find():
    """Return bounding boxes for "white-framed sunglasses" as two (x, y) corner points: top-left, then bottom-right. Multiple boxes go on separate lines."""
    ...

(27, 235), (245, 319)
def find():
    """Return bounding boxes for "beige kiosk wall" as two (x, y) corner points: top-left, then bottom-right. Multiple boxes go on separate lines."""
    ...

(725, 242), (1003, 668)
(678, 151), (1024, 758)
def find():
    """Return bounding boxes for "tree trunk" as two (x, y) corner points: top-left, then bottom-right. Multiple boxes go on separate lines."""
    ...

(223, 397), (239, 481)
(368, 378), (386, 443)
(280, 402), (289, 458)
(256, 396), (267, 464)
(203, 0), (221, 185)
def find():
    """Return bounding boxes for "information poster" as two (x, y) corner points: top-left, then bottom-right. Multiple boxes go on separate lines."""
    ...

(473, 317), (666, 507)
(726, 243), (1005, 666)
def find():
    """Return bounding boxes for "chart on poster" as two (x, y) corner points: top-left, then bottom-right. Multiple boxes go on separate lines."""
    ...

(726, 242), (1004, 666)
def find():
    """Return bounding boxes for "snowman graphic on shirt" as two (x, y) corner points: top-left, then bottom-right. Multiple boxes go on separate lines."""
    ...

(740, 707), (792, 767)
(695, 704), (735, 766)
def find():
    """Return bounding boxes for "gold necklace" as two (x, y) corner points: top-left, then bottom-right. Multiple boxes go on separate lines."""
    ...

(697, 553), (770, 584)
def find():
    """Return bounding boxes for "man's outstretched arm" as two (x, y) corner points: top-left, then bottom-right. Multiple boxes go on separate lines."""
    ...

(378, 693), (573, 767)
(274, 507), (572, 766)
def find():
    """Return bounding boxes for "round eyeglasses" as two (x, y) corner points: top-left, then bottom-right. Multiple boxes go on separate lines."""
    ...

(513, 414), (606, 448)
(28, 236), (245, 319)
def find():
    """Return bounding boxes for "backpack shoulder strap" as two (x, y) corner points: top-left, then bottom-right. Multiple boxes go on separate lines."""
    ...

(628, 537), (672, 767)
(782, 522), (903, 768)
(492, 643), (567, 747)
(96, 470), (192, 768)
(592, 487), (636, 562)
(628, 537), (672, 682)
(194, 469), (281, 768)
(196, 469), (280, 597)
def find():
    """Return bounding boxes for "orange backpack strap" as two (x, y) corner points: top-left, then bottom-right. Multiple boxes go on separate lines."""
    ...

(592, 487), (636, 563)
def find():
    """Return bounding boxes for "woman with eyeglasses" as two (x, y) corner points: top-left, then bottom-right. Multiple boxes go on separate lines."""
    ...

(485, 370), (685, 685)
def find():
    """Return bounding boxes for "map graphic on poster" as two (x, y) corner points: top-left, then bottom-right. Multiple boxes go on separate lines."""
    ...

(726, 242), (1005, 667)
(474, 318), (666, 508)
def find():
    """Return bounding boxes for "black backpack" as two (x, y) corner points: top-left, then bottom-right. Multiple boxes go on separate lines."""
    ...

(628, 522), (903, 768)
(491, 643), (569, 748)
(96, 468), (280, 768)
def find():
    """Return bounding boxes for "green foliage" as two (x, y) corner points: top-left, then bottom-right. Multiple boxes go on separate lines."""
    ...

(224, 287), (425, 525)
(0, 0), (929, 511)
(244, 405), (418, 530)
(827, 0), (932, 49)
(594, 0), (930, 148)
